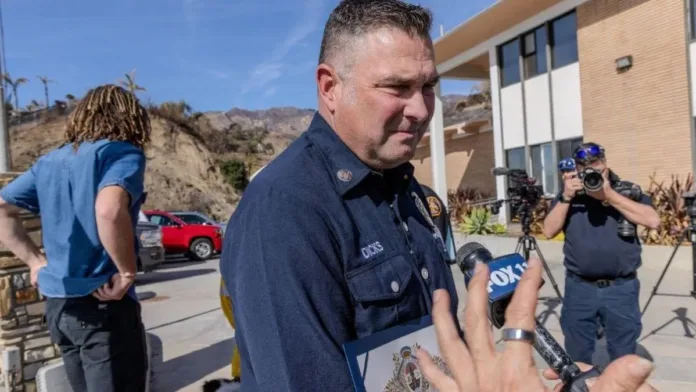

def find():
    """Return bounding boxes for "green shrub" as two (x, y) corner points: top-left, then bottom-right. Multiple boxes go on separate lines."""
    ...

(460, 207), (507, 235)
(447, 187), (494, 226)
(221, 160), (249, 192)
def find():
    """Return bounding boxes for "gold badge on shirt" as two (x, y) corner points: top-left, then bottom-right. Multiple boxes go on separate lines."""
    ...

(426, 196), (442, 218)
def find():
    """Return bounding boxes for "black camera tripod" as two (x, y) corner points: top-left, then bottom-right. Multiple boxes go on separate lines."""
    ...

(642, 192), (696, 316)
(514, 203), (564, 301)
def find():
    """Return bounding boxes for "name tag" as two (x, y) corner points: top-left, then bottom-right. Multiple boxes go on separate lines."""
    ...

(361, 242), (384, 259)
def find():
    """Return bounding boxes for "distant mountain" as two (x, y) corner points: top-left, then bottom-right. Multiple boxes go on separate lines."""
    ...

(204, 107), (316, 139)
(203, 94), (482, 138)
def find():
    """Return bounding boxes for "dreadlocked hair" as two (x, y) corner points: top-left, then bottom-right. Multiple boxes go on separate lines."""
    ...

(65, 84), (151, 150)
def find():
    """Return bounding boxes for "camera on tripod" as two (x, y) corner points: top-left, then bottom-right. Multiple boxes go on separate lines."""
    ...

(558, 158), (642, 237)
(489, 167), (544, 222)
(488, 167), (565, 300)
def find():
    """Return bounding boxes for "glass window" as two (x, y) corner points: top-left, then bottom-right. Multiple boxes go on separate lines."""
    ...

(506, 147), (525, 170)
(551, 11), (578, 69)
(499, 38), (520, 87)
(524, 32), (536, 54)
(505, 147), (525, 190)
(692, 0), (696, 39)
(148, 214), (175, 226)
(557, 137), (583, 162)
(523, 26), (548, 79)
(175, 214), (208, 225)
(530, 143), (556, 195)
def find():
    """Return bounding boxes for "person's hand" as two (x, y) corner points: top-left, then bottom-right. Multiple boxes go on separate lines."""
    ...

(562, 173), (583, 200)
(416, 258), (657, 391)
(585, 167), (612, 201)
(28, 255), (47, 288)
(92, 273), (134, 301)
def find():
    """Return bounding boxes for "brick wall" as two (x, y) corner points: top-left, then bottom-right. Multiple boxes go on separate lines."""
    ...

(577, 0), (693, 189)
(0, 173), (60, 392)
(412, 130), (496, 195)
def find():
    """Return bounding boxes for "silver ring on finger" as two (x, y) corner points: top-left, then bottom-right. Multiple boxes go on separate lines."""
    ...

(502, 328), (535, 343)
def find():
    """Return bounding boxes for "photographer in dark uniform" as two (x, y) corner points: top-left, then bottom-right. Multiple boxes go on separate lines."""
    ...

(542, 142), (659, 364)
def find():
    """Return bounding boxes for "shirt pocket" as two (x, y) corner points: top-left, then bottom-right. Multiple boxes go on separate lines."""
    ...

(345, 252), (425, 337)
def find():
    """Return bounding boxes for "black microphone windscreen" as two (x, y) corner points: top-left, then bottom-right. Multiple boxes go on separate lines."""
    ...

(455, 242), (491, 273)
(490, 167), (511, 176)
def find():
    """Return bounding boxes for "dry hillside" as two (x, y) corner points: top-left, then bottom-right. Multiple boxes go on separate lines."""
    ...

(9, 113), (242, 221)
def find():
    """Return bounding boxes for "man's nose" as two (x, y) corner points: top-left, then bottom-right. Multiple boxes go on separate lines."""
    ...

(403, 92), (431, 124)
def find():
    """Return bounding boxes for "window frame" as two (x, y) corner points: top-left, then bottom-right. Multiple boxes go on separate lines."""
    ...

(522, 25), (548, 79)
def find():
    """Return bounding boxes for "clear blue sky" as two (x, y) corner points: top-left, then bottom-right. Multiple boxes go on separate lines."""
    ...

(2, 0), (494, 112)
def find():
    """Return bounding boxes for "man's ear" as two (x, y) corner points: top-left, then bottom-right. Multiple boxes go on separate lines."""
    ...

(317, 64), (340, 113)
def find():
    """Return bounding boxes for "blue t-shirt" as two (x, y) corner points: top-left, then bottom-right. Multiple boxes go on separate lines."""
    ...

(551, 183), (653, 280)
(0, 140), (145, 299)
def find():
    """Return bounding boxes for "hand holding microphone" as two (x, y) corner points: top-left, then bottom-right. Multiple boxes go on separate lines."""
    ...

(416, 243), (657, 392)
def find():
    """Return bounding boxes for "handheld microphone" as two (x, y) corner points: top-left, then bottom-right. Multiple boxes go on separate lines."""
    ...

(456, 242), (602, 392)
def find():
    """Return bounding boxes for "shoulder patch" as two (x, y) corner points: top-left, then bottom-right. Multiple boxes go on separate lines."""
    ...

(427, 196), (442, 218)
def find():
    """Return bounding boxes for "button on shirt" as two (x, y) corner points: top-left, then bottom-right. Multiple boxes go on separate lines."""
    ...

(0, 140), (145, 299)
(220, 114), (460, 392)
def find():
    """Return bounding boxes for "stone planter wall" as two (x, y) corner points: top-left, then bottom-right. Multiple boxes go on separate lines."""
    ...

(0, 173), (60, 392)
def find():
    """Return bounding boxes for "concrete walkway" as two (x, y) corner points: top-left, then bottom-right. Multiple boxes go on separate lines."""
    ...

(453, 233), (696, 391)
(137, 257), (233, 392)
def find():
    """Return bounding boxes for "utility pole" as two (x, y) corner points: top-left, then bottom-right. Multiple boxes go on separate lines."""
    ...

(0, 0), (9, 173)
(0, 0), (10, 173)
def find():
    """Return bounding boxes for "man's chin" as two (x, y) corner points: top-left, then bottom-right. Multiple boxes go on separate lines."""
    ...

(380, 148), (417, 168)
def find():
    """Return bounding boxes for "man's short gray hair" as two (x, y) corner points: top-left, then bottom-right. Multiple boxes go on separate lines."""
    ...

(318, 0), (433, 71)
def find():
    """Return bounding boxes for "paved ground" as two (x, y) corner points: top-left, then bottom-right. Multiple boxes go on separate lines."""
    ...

(137, 257), (232, 392)
(139, 234), (696, 391)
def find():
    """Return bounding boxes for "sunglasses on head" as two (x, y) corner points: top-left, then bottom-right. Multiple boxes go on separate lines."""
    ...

(573, 144), (603, 163)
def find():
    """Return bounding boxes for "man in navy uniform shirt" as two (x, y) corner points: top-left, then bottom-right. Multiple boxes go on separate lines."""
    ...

(543, 142), (660, 364)
(220, 1), (459, 390)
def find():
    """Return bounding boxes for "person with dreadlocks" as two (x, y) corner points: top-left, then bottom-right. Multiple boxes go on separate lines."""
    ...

(0, 84), (151, 392)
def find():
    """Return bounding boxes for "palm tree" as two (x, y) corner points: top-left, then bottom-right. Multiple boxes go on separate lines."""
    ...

(37, 76), (54, 108)
(119, 69), (146, 94)
(3, 73), (28, 110)
(27, 100), (41, 111)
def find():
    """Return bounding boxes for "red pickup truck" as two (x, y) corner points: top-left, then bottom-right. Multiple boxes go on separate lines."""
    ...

(143, 210), (223, 260)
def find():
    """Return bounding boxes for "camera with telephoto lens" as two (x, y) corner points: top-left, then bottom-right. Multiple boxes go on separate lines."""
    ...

(559, 158), (602, 195)
(578, 167), (604, 193)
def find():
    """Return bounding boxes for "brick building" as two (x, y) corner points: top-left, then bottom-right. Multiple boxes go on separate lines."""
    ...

(419, 0), (696, 223)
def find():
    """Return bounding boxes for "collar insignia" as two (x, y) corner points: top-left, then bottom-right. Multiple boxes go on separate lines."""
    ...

(337, 169), (353, 182)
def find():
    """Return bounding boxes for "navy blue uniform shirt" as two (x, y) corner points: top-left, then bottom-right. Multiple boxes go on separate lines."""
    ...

(220, 113), (460, 392)
(551, 178), (653, 279)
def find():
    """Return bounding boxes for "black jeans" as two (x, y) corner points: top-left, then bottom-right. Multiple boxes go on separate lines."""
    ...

(45, 295), (148, 392)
